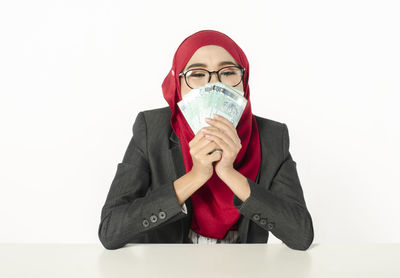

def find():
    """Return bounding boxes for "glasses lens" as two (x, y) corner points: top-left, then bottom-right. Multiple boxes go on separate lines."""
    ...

(219, 67), (243, 87)
(185, 69), (209, 88)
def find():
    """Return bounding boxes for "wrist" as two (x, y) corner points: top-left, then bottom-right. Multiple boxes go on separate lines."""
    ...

(216, 167), (236, 179)
(189, 170), (210, 184)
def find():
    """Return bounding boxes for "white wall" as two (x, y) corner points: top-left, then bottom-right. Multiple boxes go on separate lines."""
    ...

(1, 0), (399, 244)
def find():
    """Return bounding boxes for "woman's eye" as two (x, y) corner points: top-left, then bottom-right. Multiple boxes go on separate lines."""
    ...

(191, 73), (206, 78)
(221, 71), (236, 76)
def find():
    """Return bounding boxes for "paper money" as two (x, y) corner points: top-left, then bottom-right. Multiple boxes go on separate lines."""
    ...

(177, 82), (247, 136)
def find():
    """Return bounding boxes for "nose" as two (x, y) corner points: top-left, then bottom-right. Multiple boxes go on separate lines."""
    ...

(209, 72), (219, 83)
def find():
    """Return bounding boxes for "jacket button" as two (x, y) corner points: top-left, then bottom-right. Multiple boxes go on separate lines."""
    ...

(142, 219), (149, 227)
(150, 214), (158, 223)
(260, 218), (267, 226)
(159, 211), (166, 219)
(267, 222), (275, 230)
(252, 214), (261, 221)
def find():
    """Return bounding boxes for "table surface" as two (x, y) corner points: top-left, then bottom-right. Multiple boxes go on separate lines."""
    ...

(0, 243), (399, 278)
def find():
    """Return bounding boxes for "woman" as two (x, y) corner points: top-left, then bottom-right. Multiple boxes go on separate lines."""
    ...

(98, 30), (314, 250)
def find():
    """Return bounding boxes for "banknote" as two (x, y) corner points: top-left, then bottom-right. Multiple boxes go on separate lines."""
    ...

(211, 83), (247, 128)
(218, 82), (245, 97)
(179, 84), (211, 132)
(177, 95), (196, 134)
(177, 82), (247, 136)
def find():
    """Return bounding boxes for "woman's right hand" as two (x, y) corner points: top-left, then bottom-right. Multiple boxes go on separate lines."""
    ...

(189, 128), (222, 181)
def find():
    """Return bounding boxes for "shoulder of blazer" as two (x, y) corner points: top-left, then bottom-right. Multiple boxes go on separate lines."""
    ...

(253, 114), (286, 140)
(253, 114), (289, 160)
(138, 106), (175, 145)
(140, 106), (172, 125)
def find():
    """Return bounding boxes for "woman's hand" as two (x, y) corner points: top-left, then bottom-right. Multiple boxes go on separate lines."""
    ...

(203, 114), (242, 177)
(188, 128), (223, 182)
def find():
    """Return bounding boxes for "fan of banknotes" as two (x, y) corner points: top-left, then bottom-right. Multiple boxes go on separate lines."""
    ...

(177, 82), (248, 136)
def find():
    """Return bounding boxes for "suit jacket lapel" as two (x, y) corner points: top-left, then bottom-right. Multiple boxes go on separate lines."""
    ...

(168, 129), (194, 215)
(168, 129), (186, 177)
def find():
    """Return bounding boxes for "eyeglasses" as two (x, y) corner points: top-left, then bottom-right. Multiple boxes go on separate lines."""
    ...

(179, 66), (245, 89)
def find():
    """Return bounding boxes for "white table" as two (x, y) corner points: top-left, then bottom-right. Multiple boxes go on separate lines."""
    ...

(0, 243), (399, 277)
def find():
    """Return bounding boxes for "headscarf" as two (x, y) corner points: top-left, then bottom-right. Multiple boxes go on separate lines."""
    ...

(162, 30), (261, 239)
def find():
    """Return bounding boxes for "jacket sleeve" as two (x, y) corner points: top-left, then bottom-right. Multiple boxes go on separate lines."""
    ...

(232, 123), (314, 250)
(98, 112), (188, 250)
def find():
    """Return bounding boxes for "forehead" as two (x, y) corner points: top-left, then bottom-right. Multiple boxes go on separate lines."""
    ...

(185, 45), (237, 64)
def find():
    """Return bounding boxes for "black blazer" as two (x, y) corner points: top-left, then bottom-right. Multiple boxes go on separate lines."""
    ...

(98, 106), (314, 250)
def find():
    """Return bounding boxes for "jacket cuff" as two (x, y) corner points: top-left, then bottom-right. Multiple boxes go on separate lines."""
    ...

(144, 179), (189, 228)
(232, 177), (276, 231)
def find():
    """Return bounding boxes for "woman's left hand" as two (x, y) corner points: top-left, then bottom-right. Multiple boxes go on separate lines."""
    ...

(203, 114), (242, 176)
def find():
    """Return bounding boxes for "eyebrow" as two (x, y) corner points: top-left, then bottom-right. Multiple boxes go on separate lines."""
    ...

(185, 61), (239, 71)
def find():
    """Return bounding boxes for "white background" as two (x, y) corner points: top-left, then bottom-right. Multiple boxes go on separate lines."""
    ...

(1, 0), (399, 244)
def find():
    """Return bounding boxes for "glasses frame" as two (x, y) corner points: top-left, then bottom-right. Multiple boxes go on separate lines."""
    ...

(179, 65), (245, 89)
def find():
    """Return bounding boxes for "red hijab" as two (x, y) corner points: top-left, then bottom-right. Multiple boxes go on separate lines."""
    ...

(162, 30), (261, 240)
